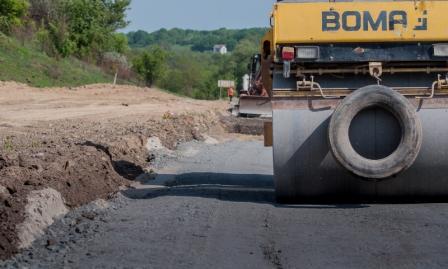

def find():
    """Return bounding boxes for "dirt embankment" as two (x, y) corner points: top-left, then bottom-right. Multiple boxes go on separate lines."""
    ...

(0, 83), (227, 260)
(220, 116), (269, 136)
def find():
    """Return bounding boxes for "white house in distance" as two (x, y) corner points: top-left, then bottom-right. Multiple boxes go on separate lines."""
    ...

(213, 44), (227, 55)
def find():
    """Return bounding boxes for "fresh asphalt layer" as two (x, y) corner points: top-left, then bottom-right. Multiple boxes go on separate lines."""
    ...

(3, 139), (448, 269)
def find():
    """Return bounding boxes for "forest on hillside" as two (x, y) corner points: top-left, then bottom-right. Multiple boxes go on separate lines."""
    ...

(0, 0), (267, 99)
(127, 28), (267, 52)
(0, 0), (130, 59)
(127, 28), (267, 99)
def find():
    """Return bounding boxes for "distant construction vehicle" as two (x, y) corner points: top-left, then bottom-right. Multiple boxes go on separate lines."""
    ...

(257, 0), (448, 202)
(235, 54), (272, 117)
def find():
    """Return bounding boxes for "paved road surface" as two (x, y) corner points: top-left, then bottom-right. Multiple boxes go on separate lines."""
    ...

(3, 139), (448, 268)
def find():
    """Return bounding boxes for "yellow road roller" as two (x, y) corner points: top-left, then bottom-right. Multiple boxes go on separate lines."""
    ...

(263, 0), (448, 202)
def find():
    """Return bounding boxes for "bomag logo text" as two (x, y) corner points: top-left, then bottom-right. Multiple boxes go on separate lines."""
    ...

(322, 10), (428, 32)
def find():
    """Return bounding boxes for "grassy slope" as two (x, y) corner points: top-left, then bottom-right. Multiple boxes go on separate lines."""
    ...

(0, 34), (113, 87)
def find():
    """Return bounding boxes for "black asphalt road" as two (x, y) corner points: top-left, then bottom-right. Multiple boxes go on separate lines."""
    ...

(3, 139), (448, 269)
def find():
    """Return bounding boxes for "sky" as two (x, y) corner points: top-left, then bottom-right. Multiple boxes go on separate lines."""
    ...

(123, 0), (276, 33)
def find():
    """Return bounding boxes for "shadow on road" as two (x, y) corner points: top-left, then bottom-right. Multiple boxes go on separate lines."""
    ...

(113, 160), (145, 181)
(121, 172), (369, 209)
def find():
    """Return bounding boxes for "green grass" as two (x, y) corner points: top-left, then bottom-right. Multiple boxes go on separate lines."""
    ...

(3, 136), (14, 152)
(0, 34), (114, 87)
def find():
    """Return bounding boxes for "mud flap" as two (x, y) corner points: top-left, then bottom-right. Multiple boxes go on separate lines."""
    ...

(264, 121), (273, 147)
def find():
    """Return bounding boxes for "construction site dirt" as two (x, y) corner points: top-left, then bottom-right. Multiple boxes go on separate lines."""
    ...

(1, 83), (448, 268)
(0, 82), (230, 260)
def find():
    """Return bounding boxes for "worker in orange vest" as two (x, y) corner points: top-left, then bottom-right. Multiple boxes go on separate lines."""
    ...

(227, 87), (235, 103)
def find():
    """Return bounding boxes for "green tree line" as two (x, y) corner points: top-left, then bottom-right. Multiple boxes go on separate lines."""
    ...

(127, 28), (266, 52)
(131, 36), (263, 100)
(129, 28), (266, 99)
(0, 0), (130, 60)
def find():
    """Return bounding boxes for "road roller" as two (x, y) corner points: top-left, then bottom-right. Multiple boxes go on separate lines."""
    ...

(262, 0), (448, 202)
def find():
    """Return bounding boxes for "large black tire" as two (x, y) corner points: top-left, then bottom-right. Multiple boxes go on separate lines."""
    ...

(328, 85), (423, 179)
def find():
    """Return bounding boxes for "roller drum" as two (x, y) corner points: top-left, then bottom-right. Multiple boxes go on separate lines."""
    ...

(273, 96), (448, 202)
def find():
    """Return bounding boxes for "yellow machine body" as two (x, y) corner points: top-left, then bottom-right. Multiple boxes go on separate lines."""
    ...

(273, 1), (448, 44)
